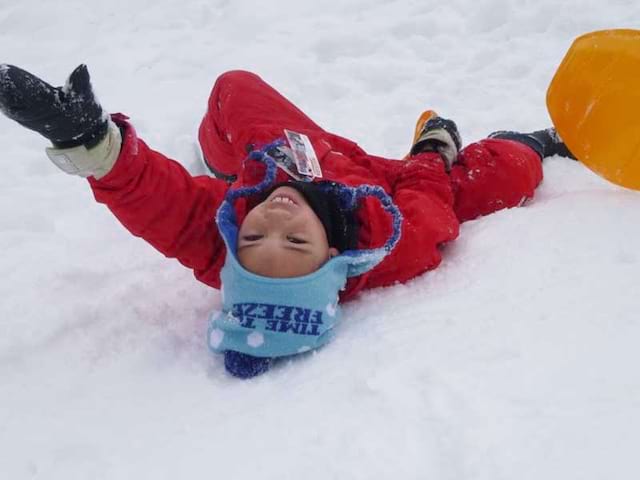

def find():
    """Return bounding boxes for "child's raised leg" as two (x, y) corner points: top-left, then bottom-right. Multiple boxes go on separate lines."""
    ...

(450, 138), (544, 222)
(198, 70), (323, 179)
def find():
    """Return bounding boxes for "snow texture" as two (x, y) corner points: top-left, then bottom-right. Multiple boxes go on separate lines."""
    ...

(1, 1), (640, 479)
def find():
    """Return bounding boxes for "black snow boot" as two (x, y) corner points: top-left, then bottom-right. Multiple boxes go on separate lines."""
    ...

(488, 128), (576, 160)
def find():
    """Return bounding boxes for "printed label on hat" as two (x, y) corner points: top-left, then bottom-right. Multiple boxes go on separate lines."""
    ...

(268, 145), (306, 181)
(284, 129), (323, 179)
(230, 302), (325, 336)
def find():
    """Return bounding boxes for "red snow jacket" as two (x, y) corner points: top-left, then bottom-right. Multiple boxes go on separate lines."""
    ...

(88, 73), (541, 302)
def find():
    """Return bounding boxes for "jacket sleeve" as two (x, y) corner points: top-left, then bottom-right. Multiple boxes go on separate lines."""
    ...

(88, 118), (229, 289)
(359, 152), (460, 290)
(449, 138), (543, 222)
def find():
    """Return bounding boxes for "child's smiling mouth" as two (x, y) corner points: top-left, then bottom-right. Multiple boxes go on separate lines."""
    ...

(270, 195), (297, 206)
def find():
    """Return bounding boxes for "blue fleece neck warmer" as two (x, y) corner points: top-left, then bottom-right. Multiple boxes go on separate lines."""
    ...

(208, 140), (403, 358)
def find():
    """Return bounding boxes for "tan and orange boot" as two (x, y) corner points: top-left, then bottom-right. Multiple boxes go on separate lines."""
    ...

(410, 109), (439, 147)
(407, 110), (462, 171)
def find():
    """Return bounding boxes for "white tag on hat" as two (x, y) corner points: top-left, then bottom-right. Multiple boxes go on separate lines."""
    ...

(268, 145), (305, 181)
(284, 129), (322, 179)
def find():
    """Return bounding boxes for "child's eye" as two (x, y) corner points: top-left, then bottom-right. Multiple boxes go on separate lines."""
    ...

(287, 236), (306, 244)
(242, 235), (263, 242)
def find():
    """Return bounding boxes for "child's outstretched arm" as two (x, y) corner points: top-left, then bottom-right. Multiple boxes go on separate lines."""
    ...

(0, 64), (229, 288)
(88, 118), (228, 288)
(358, 152), (460, 291)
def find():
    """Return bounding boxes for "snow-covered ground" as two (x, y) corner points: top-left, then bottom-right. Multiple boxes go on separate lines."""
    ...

(1, 1), (639, 478)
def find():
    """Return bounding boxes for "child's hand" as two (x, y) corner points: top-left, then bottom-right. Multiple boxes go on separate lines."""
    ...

(0, 64), (121, 179)
(0, 64), (108, 148)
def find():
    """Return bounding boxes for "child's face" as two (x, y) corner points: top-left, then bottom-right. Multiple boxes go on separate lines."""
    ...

(237, 186), (339, 278)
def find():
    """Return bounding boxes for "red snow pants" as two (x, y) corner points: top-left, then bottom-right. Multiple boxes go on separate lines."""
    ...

(198, 70), (543, 224)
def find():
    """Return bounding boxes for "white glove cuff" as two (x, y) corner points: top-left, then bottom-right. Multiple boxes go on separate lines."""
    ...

(45, 120), (122, 179)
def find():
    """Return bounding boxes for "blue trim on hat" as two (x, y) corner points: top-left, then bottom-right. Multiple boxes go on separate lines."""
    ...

(318, 182), (402, 277)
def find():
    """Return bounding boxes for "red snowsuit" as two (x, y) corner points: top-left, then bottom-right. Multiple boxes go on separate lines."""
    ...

(89, 71), (542, 301)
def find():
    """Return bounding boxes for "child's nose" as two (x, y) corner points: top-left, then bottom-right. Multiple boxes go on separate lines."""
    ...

(264, 206), (293, 222)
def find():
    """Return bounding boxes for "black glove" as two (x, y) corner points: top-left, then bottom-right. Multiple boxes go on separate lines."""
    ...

(0, 64), (108, 149)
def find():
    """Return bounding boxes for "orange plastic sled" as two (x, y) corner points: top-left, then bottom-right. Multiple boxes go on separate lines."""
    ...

(547, 29), (640, 190)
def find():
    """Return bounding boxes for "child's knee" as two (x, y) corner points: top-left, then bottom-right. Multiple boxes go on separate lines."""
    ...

(208, 70), (263, 118)
(213, 70), (262, 96)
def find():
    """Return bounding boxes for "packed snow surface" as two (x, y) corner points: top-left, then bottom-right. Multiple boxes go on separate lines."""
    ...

(1, 1), (639, 479)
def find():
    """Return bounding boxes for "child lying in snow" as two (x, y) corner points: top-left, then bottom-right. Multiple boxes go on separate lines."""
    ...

(0, 65), (575, 378)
